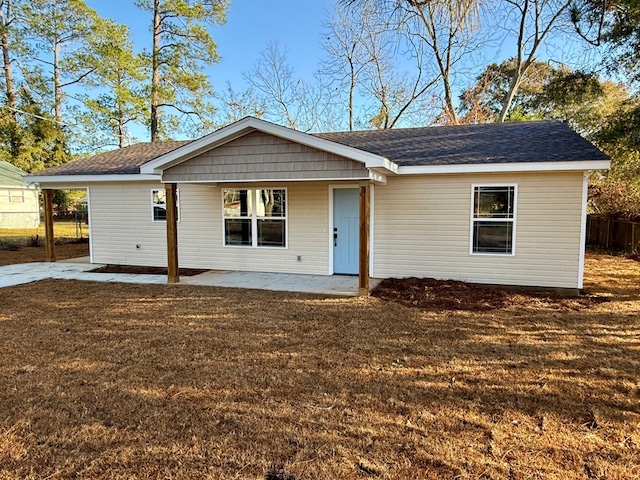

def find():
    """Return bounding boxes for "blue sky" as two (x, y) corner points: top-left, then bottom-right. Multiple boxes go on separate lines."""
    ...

(80, 1), (606, 143)
(86, 0), (333, 92)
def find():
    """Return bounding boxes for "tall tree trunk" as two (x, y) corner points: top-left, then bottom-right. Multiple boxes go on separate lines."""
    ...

(53, 39), (62, 123)
(118, 111), (126, 148)
(442, 69), (457, 124)
(497, 76), (522, 122)
(496, 0), (572, 122)
(0, 0), (16, 111)
(150, 0), (161, 141)
(349, 62), (355, 131)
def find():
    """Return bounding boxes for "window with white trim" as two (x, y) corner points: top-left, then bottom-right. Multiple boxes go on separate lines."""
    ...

(9, 190), (25, 203)
(471, 185), (516, 254)
(151, 188), (179, 222)
(223, 188), (287, 247)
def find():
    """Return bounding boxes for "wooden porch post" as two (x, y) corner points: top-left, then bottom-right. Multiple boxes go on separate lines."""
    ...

(43, 189), (56, 262)
(165, 183), (179, 284)
(358, 182), (370, 297)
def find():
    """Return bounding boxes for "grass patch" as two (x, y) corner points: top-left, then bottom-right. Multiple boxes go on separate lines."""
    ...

(0, 221), (89, 247)
(0, 252), (638, 479)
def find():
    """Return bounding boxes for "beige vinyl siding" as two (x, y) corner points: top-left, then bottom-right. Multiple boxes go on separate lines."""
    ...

(88, 181), (168, 266)
(373, 172), (584, 289)
(87, 181), (331, 274)
(163, 131), (369, 182)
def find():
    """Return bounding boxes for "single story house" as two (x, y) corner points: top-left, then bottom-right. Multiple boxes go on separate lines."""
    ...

(0, 160), (40, 229)
(27, 117), (610, 294)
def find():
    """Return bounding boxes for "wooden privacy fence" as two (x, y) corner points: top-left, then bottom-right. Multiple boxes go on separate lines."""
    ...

(587, 215), (640, 253)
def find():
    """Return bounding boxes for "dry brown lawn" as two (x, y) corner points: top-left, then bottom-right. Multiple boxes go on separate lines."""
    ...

(0, 242), (90, 266)
(0, 252), (638, 479)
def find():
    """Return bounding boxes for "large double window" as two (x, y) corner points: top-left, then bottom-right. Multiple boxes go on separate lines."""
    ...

(223, 188), (287, 248)
(471, 185), (516, 255)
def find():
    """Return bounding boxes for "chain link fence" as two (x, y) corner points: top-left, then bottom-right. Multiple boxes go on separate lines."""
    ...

(0, 207), (89, 248)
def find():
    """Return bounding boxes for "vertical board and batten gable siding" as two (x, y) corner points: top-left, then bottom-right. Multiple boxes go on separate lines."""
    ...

(373, 172), (584, 288)
(162, 131), (369, 182)
(87, 180), (331, 274)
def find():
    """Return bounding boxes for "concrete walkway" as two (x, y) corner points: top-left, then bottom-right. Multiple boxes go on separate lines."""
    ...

(0, 258), (380, 296)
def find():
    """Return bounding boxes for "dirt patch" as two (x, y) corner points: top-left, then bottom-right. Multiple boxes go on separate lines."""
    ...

(0, 252), (638, 479)
(0, 241), (89, 266)
(372, 277), (602, 312)
(91, 264), (209, 276)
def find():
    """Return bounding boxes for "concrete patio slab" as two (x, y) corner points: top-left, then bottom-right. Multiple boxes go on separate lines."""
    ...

(0, 259), (381, 296)
(181, 270), (380, 296)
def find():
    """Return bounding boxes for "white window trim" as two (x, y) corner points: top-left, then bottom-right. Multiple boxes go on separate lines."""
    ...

(8, 189), (25, 203)
(222, 187), (288, 249)
(151, 188), (180, 223)
(469, 183), (517, 256)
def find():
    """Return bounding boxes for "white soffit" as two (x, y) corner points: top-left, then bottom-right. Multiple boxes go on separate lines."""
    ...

(397, 159), (611, 175)
(24, 174), (161, 186)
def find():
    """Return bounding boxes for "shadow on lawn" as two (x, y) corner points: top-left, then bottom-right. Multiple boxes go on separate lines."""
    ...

(1, 258), (639, 479)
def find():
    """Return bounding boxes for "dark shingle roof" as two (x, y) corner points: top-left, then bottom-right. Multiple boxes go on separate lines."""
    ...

(315, 120), (609, 166)
(31, 140), (191, 176)
(28, 120), (608, 178)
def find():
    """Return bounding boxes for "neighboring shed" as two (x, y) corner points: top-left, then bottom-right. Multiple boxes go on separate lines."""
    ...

(0, 161), (40, 229)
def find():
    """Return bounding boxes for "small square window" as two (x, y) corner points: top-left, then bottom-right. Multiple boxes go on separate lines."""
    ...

(152, 189), (179, 222)
(7, 190), (25, 203)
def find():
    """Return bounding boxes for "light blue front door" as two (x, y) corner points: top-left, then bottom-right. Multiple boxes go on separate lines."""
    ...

(333, 188), (359, 275)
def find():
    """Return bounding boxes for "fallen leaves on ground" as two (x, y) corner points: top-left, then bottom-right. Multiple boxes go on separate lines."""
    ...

(0, 252), (638, 479)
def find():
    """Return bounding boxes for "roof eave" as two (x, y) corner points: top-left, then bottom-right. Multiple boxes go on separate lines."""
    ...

(397, 159), (610, 175)
(25, 173), (161, 185)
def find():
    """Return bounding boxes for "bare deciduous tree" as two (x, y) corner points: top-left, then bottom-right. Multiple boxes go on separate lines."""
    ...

(324, 1), (441, 129)
(245, 42), (338, 132)
(341, 0), (482, 125)
(495, 0), (574, 122)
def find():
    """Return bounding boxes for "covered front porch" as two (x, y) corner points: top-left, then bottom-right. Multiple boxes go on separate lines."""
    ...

(0, 257), (381, 296)
(36, 117), (398, 296)
(161, 181), (374, 295)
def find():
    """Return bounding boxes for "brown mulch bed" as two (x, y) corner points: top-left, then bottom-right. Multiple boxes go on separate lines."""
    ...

(0, 241), (89, 266)
(371, 277), (602, 312)
(90, 264), (209, 276)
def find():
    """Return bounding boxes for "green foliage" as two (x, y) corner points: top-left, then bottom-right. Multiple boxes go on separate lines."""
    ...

(74, 21), (147, 149)
(459, 60), (553, 123)
(137, 0), (229, 140)
(572, 0), (640, 82)
(460, 60), (629, 134)
(52, 189), (85, 211)
(589, 98), (640, 217)
(460, 58), (640, 217)
(17, 0), (106, 112)
(0, 91), (70, 173)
